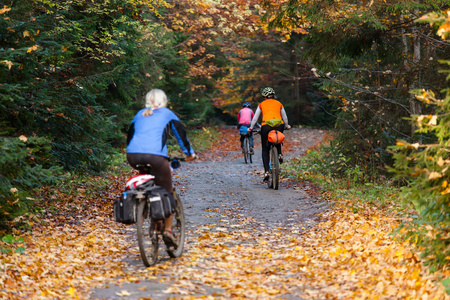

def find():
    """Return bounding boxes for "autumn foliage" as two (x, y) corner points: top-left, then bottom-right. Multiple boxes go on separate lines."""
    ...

(389, 10), (450, 272)
(1, 128), (448, 299)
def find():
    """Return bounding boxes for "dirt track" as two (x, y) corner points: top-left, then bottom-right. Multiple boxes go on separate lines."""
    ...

(91, 127), (329, 299)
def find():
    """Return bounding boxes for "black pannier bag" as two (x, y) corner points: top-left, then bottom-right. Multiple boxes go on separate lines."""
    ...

(148, 186), (176, 220)
(114, 191), (137, 224)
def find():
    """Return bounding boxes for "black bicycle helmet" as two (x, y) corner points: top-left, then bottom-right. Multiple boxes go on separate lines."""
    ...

(242, 102), (251, 108)
(261, 87), (275, 98)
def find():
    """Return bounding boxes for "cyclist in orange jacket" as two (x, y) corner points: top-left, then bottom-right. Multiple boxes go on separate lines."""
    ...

(248, 87), (291, 182)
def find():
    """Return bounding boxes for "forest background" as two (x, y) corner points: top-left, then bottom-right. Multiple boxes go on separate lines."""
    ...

(1, 0), (450, 283)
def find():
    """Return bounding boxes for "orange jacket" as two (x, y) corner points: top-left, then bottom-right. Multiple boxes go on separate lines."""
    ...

(259, 99), (284, 126)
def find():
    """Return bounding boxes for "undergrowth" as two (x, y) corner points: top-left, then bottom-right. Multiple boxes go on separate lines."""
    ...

(167, 126), (221, 157)
(283, 143), (403, 215)
(284, 142), (450, 291)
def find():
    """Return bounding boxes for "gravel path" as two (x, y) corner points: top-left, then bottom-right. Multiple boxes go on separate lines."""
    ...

(90, 127), (330, 300)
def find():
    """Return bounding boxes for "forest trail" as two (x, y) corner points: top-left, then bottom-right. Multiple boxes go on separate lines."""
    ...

(91, 127), (330, 299)
(1, 127), (448, 299)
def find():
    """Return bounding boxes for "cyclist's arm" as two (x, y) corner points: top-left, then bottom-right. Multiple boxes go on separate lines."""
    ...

(126, 122), (135, 146)
(281, 107), (290, 127)
(250, 107), (261, 129)
(170, 120), (195, 157)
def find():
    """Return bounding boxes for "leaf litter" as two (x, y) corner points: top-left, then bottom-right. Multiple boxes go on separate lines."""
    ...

(0, 127), (448, 299)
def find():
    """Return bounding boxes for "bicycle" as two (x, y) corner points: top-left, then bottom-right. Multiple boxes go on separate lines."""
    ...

(123, 158), (186, 267)
(258, 128), (288, 190)
(267, 141), (280, 190)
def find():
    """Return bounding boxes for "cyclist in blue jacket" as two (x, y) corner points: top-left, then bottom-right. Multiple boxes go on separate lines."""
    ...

(126, 88), (196, 248)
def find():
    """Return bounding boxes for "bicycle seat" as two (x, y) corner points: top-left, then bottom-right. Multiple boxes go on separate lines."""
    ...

(135, 163), (153, 174)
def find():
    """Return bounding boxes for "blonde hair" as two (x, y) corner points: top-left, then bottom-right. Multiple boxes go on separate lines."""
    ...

(142, 89), (169, 117)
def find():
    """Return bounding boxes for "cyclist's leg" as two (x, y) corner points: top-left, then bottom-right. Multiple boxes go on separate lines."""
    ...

(128, 153), (173, 192)
(260, 125), (272, 172)
(237, 124), (244, 150)
(240, 134), (245, 151)
(249, 132), (254, 149)
(129, 154), (174, 232)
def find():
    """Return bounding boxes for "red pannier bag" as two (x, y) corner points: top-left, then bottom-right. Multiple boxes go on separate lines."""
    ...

(268, 130), (285, 144)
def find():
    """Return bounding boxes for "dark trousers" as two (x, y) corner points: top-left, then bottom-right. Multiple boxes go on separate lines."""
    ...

(126, 153), (172, 194)
(260, 124), (285, 172)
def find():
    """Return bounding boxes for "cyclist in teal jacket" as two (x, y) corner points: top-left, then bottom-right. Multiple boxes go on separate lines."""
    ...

(126, 88), (196, 247)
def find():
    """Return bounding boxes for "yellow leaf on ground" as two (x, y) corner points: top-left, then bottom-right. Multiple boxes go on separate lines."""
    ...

(115, 290), (131, 296)
(66, 287), (76, 297)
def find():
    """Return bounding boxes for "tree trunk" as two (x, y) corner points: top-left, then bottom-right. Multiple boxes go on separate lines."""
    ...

(403, 16), (422, 136)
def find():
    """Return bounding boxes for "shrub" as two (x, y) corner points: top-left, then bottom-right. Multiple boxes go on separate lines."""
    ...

(0, 136), (63, 229)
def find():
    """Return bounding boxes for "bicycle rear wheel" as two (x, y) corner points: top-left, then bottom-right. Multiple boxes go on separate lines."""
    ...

(136, 199), (159, 267)
(167, 191), (186, 258)
(243, 137), (249, 164)
(270, 146), (279, 190)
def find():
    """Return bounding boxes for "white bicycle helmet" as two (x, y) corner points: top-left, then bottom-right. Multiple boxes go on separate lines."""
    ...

(126, 174), (155, 190)
(261, 87), (275, 97)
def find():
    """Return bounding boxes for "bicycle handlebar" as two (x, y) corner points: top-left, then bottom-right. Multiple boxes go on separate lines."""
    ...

(171, 154), (198, 169)
(251, 125), (292, 136)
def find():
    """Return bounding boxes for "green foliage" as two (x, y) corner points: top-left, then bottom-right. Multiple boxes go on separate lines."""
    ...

(287, 143), (371, 186)
(0, 0), (223, 225)
(188, 127), (221, 152)
(0, 0), (144, 171)
(1, 234), (25, 254)
(388, 86), (450, 270)
(0, 136), (63, 228)
(395, 216), (450, 272)
(284, 143), (401, 211)
(168, 126), (221, 157)
(443, 277), (450, 294)
(264, 0), (450, 178)
(388, 9), (450, 271)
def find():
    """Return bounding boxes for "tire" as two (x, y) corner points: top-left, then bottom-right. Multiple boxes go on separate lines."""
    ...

(267, 146), (273, 189)
(243, 137), (249, 164)
(167, 191), (186, 258)
(247, 136), (253, 163)
(271, 146), (279, 190)
(136, 199), (159, 267)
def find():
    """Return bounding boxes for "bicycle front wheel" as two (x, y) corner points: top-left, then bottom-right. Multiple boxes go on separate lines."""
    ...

(243, 136), (249, 164)
(167, 191), (186, 258)
(136, 199), (158, 267)
(270, 146), (279, 190)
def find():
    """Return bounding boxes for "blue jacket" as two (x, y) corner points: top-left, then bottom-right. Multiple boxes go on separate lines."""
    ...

(126, 107), (194, 157)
